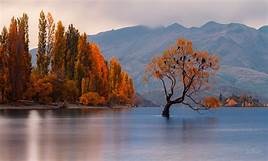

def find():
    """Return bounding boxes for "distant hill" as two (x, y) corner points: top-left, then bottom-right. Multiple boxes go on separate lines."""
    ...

(31, 21), (268, 104)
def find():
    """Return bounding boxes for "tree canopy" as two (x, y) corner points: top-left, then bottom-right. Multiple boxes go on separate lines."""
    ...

(0, 12), (135, 106)
(145, 38), (220, 117)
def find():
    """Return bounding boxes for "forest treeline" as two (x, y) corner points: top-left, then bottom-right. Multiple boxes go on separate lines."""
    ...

(0, 11), (135, 106)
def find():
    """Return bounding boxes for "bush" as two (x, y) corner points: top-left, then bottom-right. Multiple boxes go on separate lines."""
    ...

(62, 80), (79, 102)
(79, 92), (106, 106)
(24, 73), (54, 104)
(203, 96), (220, 108)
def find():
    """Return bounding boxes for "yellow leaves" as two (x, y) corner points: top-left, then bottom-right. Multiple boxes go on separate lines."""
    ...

(145, 38), (220, 105)
(146, 38), (219, 82)
(89, 43), (108, 81)
(1, 12), (136, 106)
(24, 72), (54, 104)
(62, 80), (78, 102)
(81, 77), (90, 95)
(107, 57), (135, 105)
(79, 92), (106, 106)
(176, 38), (193, 55)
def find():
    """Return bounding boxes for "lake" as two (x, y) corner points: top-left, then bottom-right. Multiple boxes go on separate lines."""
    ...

(0, 107), (267, 161)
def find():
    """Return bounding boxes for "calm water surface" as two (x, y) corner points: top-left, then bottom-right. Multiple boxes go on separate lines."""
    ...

(0, 107), (267, 161)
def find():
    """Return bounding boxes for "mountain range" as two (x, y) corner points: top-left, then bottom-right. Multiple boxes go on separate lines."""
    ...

(31, 21), (268, 105)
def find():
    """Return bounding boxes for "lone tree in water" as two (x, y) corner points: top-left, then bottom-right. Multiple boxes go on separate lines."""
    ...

(145, 38), (220, 117)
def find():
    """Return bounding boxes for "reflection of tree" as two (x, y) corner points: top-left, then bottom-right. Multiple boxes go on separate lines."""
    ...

(38, 109), (106, 161)
(162, 116), (219, 160)
(180, 117), (219, 160)
(0, 110), (29, 161)
(0, 109), (30, 118)
(181, 117), (218, 143)
(27, 111), (41, 161)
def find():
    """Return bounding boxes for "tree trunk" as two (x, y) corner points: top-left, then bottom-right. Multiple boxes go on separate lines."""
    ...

(162, 102), (172, 118)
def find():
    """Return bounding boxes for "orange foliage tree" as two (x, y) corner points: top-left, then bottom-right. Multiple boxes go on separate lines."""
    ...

(75, 33), (90, 95)
(0, 27), (11, 103)
(51, 21), (66, 79)
(24, 71), (54, 104)
(62, 79), (79, 103)
(79, 92), (106, 106)
(203, 96), (220, 108)
(145, 38), (220, 117)
(7, 15), (32, 101)
(0, 12), (135, 107)
(88, 43), (109, 97)
(108, 57), (135, 105)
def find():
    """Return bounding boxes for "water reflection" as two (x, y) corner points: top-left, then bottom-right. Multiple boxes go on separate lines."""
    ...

(27, 111), (40, 161)
(0, 108), (267, 161)
(0, 110), (29, 161)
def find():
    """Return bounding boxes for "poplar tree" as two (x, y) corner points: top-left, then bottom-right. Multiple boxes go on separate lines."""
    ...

(46, 12), (55, 72)
(0, 27), (10, 103)
(65, 24), (79, 79)
(37, 11), (47, 75)
(74, 33), (90, 94)
(7, 15), (31, 101)
(51, 21), (66, 79)
(19, 13), (32, 93)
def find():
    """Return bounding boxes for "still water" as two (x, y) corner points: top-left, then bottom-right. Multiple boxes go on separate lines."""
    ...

(0, 107), (267, 161)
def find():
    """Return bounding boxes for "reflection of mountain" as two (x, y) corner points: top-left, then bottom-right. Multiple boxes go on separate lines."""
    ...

(30, 21), (268, 104)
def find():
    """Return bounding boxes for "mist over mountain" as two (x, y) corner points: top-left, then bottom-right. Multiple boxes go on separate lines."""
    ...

(31, 21), (268, 104)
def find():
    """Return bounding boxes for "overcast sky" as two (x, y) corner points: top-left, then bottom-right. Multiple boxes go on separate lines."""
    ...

(1, 0), (268, 48)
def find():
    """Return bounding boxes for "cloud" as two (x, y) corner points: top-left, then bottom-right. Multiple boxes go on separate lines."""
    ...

(96, 0), (268, 27)
(0, 0), (267, 48)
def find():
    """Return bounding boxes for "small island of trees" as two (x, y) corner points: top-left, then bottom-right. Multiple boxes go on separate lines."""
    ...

(0, 11), (135, 107)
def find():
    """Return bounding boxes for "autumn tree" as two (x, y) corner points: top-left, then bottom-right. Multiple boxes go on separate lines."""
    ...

(37, 10), (48, 75)
(108, 57), (121, 104)
(1, 12), (135, 106)
(108, 58), (121, 94)
(0, 27), (11, 103)
(51, 21), (66, 78)
(145, 38), (220, 117)
(24, 70), (54, 104)
(80, 92), (105, 106)
(7, 15), (31, 101)
(19, 13), (32, 95)
(88, 43), (108, 97)
(65, 24), (79, 80)
(46, 12), (55, 72)
(203, 96), (220, 108)
(126, 75), (135, 104)
(75, 33), (90, 94)
(107, 57), (135, 105)
(62, 79), (79, 102)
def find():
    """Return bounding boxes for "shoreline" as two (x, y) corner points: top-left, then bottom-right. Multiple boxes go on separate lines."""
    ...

(0, 104), (266, 110)
(0, 103), (133, 110)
